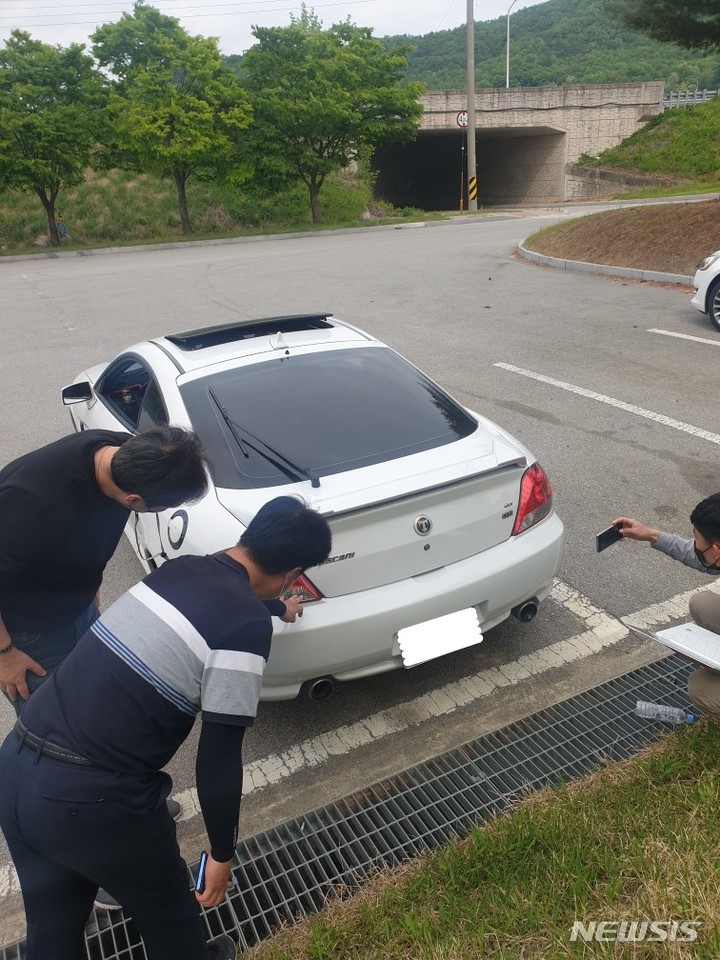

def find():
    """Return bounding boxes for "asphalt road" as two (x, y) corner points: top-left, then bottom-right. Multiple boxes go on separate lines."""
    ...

(1, 207), (718, 945)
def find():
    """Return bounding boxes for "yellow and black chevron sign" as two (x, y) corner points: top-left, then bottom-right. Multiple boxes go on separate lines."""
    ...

(468, 176), (478, 202)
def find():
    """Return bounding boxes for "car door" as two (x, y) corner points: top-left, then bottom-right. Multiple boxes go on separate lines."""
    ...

(132, 376), (178, 566)
(94, 357), (172, 567)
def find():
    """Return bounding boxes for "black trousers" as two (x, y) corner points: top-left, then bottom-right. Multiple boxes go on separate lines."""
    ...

(0, 735), (210, 960)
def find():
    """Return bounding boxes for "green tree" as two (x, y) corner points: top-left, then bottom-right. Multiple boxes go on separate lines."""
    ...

(605, 0), (720, 53)
(242, 8), (424, 224)
(92, 4), (252, 233)
(92, 1), (187, 85)
(0, 30), (106, 246)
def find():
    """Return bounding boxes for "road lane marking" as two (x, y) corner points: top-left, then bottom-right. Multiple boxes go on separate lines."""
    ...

(172, 578), (720, 823)
(648, 328), (720, 347)
(621, 581), (720, 629)
(494, 362), (720, 445)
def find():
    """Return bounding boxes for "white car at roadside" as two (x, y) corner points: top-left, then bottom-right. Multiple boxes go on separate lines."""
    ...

(691, 249), (720, 331)
(61, 313), (564, 701)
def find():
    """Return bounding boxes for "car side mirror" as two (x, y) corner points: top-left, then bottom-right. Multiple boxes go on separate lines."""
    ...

(61, 382), (93, 405)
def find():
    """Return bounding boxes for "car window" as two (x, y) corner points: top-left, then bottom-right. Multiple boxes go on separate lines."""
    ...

(136, 378), (169, 432)
(98, 358), (152, 431)
(180, 347), (477, 489)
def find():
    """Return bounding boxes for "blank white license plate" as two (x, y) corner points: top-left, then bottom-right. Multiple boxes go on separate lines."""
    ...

(397, 608), (483, 668)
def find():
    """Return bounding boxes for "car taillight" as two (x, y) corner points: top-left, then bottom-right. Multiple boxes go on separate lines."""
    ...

(282, 574), (323, 603)
(511, 462), (553, 536)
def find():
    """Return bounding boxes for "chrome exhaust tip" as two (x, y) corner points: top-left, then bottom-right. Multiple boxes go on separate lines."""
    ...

(512, 599), (539, 623)
(307, 677), (336, 702)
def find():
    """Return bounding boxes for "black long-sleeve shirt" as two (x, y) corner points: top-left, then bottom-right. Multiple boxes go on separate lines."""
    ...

(0, 430), (130, 631)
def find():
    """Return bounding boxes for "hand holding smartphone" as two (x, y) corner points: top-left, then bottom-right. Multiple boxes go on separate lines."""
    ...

(596, 522), (623, 552)
(194, 851), (208, 894)
(194, 852), (233, 908)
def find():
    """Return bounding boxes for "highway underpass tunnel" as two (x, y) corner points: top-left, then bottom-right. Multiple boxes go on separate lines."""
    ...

(373, 127), (566, 210)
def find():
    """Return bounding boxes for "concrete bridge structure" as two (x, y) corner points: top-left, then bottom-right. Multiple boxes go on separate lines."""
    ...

(373, 82), (665, 209)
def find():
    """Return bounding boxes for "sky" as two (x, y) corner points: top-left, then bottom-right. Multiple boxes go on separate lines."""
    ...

(0, 0), (547, 57)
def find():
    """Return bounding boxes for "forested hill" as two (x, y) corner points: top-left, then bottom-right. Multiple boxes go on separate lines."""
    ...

(381, 0), (720, 90)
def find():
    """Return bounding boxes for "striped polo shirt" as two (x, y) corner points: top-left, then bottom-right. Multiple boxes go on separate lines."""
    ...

(22, 552), (274, 774)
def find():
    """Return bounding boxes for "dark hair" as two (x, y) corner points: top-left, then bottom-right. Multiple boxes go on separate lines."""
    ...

(111, 426), (209, 509)
(240, 496), (332, 574)
(691, 493), (720, 543)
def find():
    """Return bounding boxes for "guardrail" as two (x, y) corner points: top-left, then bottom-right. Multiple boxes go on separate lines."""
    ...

(664, 88), (719, 107)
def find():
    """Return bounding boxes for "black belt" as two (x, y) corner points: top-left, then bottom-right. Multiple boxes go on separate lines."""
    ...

(13, 720), (93, 767)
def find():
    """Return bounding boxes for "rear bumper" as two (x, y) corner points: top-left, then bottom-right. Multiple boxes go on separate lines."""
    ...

(261, 512), (564, 699)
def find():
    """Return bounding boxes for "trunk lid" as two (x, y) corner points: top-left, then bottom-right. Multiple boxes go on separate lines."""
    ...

(215, 431), (527, 597)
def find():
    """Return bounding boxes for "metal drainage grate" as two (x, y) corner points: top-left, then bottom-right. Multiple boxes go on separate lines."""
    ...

(1, 654), (695, 959)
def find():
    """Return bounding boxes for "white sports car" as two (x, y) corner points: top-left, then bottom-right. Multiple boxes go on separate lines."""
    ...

(62, 313), (564, 701)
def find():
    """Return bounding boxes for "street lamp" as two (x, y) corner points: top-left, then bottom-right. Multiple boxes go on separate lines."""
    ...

(506, 0), (518, 88)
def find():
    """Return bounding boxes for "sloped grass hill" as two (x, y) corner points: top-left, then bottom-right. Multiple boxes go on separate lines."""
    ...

(579, 97), (720, 180)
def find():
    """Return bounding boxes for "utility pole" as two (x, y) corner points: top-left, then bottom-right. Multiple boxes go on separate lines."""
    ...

(506, 0), (518, 88)
(466, 0), (477, 211)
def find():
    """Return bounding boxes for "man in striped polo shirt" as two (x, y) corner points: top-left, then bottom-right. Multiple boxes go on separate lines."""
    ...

(0, 496), (331, 960)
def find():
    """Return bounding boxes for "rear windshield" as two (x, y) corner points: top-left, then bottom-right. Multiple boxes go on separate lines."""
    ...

(180, 347), (477, 489)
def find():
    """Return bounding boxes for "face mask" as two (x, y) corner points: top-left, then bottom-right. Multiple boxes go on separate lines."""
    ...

(695, 544), (716, 567)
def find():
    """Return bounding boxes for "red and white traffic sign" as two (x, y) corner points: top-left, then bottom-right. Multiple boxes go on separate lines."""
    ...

(456, 111), (468, 128)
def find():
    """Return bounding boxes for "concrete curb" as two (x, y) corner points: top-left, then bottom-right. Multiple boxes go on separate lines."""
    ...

(517, 241), (693, 286)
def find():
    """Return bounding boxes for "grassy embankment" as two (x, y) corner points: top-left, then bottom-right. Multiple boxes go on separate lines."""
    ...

(578, 96), (720, 199)
(523, 197), (720, 275)
(0, 169), (426, 255)
(245, 721), (720, 960)
(525, 97), (720, 272)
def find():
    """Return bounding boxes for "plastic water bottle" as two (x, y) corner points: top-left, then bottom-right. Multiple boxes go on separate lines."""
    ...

(635, 700), (695, 724)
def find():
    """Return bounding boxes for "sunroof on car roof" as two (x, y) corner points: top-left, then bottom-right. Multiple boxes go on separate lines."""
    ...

(166, 314), (335, 351)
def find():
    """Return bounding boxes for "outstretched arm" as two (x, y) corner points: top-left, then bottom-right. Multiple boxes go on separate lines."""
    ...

(263, 596), (305, 623)
(0, 489), (48, 700)
(194, 721), (246, 908)
(613, 517), (713, 573)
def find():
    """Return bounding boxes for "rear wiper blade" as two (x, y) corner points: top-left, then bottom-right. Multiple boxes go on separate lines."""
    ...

(209, 388), (320, 488)
(209, 388), (250, 459)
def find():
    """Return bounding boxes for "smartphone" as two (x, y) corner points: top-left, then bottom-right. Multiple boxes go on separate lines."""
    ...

(195, 851), (208, 894)
(596, 523), (623, 552)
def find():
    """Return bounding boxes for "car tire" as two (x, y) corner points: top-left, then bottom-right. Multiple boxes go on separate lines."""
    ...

(708, 276), (720, 332)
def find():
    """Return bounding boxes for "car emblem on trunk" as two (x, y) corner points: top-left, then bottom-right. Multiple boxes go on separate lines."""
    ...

(414, 515), (432, 536)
